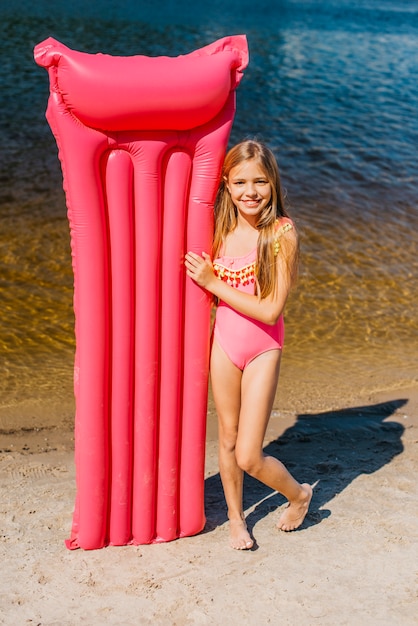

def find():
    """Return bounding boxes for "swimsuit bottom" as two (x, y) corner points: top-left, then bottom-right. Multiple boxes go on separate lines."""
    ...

(213, 302), (284, 370)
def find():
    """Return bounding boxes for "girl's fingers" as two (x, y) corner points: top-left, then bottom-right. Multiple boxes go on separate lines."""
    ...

(185, 252), (198, 264)
(185, 252), (208, 269)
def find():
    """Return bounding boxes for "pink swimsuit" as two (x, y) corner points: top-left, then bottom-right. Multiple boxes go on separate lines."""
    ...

(212, 219), (292, 370)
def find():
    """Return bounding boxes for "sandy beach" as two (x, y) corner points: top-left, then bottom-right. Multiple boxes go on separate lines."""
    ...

(1, 381), (417, 625)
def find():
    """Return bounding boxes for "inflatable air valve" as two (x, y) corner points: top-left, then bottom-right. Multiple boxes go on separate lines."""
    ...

(34, 35), (248, 549)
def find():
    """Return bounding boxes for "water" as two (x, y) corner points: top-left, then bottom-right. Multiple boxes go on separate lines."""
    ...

(1, 0), (417, 429)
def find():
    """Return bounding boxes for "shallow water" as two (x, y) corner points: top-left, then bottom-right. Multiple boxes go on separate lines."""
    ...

(1, 0), (417, 427)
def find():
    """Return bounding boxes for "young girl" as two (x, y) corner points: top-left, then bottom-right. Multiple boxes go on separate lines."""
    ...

(185, 140), (312, 550)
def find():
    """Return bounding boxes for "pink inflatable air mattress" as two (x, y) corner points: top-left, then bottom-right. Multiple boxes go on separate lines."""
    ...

(34, 35), (248, 549)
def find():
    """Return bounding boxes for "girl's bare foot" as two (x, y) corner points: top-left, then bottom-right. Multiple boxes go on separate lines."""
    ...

(229, 517), (254, 550)
(277, 483), (313, 532)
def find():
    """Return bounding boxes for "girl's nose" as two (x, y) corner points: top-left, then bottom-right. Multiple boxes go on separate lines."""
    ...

(245, 183), (257, 196)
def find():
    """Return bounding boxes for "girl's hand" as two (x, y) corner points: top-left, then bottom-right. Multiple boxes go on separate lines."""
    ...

(184, 251), (215, 290)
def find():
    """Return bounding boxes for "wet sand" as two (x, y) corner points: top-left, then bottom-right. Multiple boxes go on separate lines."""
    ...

(1, 382), (417, 625)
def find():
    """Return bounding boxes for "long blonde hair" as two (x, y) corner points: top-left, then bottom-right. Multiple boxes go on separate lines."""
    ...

(213, 140), (299, 298)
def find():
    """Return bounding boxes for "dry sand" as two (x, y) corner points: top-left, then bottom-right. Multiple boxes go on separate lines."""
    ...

(1, 383), (418, 625)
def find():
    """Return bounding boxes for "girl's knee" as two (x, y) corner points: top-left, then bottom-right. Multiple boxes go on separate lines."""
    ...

(219, 431), (238, 455)
(235, 447), (263, 476)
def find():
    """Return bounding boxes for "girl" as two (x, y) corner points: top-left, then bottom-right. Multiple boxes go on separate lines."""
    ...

(185, 140), (312, 550)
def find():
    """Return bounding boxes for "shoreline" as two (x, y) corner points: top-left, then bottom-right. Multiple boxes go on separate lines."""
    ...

(1, 378), (416, 454)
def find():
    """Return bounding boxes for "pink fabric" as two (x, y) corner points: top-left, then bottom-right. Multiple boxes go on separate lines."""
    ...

(213, 248), (285, 370)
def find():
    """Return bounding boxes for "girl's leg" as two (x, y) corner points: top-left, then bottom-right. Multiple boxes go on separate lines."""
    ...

(210, 340), (254, 550)
(236, 350), (312, 531)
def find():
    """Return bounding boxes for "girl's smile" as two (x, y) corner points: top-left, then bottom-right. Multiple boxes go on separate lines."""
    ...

(226, 159), (272, 221)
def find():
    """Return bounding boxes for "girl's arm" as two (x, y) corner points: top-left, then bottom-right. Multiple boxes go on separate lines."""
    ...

(185, 228), (298, 326)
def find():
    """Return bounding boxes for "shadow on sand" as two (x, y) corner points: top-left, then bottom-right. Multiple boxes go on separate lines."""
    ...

(204, 399), (406, 536)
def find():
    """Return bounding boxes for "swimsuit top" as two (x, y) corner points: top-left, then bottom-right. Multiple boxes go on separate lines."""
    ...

(213, 219), (293, 292)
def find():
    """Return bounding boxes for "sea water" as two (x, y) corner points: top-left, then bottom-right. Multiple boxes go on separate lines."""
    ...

(1, 0), (417, 427)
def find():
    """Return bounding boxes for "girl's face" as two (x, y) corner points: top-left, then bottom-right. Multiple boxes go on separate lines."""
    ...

(226, 158), (272, 222)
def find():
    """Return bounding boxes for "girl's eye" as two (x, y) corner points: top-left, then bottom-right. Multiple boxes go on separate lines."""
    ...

(232, 180), (268, 185)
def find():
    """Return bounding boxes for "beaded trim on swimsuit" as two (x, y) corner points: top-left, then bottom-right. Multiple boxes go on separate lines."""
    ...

(213, 221), (292, 287)
(213, 260), (256, 287)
